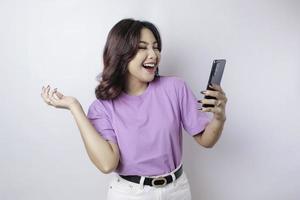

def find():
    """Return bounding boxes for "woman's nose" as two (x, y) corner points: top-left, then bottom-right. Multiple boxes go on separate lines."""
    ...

(147, 48), (158, 59)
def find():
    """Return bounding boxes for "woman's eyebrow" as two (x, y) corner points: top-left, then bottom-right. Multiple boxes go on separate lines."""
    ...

(139, 41), (158, 44)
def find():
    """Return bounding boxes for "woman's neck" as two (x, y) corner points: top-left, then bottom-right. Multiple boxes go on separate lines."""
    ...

(124, 78), (149, 96)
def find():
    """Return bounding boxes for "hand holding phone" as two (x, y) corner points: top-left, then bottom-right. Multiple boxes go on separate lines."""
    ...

(202, 59), (226, 108)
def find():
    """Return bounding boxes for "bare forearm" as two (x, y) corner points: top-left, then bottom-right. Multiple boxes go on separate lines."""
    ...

(69, 102), (116, 173)
(199, 117), (226, 148)
(196, 83), (227, 148)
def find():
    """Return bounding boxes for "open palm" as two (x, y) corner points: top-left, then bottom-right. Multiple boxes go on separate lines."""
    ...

(41, 85), (78, 110)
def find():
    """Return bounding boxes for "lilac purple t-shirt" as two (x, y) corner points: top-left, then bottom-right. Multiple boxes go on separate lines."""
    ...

(87, 76), (211, 176)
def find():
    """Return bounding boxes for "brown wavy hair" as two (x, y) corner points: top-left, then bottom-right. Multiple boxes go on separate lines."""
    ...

(95, 18), (162, 100)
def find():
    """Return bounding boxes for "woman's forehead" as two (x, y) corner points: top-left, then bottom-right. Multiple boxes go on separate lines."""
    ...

(140, 28), (157, 43)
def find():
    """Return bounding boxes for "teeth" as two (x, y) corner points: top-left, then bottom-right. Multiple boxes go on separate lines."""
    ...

(143, 63), (155, 67)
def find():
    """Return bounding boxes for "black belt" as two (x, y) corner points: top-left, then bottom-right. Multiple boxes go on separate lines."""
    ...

(119, 165), (183, 187)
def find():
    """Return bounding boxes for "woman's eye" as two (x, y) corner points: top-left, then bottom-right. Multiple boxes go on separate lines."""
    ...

(138, 46), (159, 51)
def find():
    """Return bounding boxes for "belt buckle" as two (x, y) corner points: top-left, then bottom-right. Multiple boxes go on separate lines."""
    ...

(151, 176), (167, 187)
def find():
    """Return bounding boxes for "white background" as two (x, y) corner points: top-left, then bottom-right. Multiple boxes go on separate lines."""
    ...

(1, 0), (299, 199)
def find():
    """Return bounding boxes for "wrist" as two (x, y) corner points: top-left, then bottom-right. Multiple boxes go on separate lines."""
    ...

(213, 115), (226, 122)
(69, 99), (81, 112)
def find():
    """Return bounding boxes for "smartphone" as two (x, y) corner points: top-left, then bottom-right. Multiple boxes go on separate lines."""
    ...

(202, 59), (226, 108)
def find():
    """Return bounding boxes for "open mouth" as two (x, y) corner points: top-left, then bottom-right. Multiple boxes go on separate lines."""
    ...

(142, 63), (157, 73)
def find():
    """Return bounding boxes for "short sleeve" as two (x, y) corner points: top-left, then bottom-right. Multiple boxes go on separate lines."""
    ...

(177, 79), (211, 136)
(87, 100), (117, 144)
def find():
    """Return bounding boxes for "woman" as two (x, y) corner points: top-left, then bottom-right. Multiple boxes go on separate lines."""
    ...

(41, 18), (227, 200)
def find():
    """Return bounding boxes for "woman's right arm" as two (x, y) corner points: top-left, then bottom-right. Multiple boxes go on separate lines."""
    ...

(41, 85), (120, 174)
(69, 102), (120, 174)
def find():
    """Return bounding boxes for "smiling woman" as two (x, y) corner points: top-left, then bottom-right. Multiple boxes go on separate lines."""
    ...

(96, 19), (162, 100)
(40, 18), (227, 200)
(124, 27), (161, 95)
(90, 19), (199, 200)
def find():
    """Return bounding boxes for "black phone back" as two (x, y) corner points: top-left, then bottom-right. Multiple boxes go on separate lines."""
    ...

(202, 59), (226, 108)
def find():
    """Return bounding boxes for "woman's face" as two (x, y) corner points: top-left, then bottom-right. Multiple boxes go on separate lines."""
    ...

(126, 27), (161, 84)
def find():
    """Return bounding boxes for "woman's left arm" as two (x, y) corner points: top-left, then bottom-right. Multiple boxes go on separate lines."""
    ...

(193, 84), (227, 148)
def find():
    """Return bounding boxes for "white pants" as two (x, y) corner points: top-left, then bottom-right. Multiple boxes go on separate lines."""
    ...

(106, 167), (192, 200)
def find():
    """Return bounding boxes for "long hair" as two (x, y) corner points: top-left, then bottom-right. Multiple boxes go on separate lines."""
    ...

(95, 18), (162, 100)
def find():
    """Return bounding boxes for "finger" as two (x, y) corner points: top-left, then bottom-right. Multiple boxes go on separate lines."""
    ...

(55, 91), (64, 99)
(200, 98), (225, 107)
(202, 90), (219, 99)
(52, 92), (60, 100)
(49, 88), (60, 102)
(214, 84), (225, 96)
(41, 87), (51, 105)
(199, 106), (223, 114)
(41, 86), (46, 97)
(209, 84), (225, 95)
(49, 88), (55, 99)
(42, 85), (48, 92)
(49, 90), (60, 104)
(53, 92), (60, 100)
(46, 85), (51, 97)
(204, 90), (226, 101)
(199, 106), (216, 113)
(44, 86), (54, 105)
(216, 100), (223, 107)
(41, 85), (48, 97)
(198, 99), (217, 106)
(224, 96), (228, 104)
